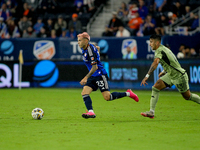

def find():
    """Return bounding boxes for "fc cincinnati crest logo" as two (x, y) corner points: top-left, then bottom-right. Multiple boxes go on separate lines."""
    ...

(121, 39), (137, 56)
(33, 40), (56, 60)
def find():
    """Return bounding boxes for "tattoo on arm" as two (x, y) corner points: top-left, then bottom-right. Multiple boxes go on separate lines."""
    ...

(86, 65), (97, 78)
(147, 60), (159, 75)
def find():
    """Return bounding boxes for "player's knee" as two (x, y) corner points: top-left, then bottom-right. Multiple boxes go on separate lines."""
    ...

(103, 94), (110, 101)
(81, 91), (87, 96)
(152, 86), (160, 92)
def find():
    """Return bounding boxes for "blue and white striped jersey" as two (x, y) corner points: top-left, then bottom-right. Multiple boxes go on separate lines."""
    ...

(82, 43), (107, 77)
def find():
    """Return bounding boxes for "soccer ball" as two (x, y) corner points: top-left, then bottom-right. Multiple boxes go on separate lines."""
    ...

(32, 108), (44, 120)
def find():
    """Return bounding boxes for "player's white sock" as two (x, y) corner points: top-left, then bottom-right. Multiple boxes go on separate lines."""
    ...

(88, 110), (94, 113)
(126, 92), (130, 97)
(189, 93), (200, 104)
(150, 87), (160, 112)
(150, 109), (155, 114)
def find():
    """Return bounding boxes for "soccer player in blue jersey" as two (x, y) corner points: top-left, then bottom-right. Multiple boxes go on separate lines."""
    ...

(77, 32), (139, 119)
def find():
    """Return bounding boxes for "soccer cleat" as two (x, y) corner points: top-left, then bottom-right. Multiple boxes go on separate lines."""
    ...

(82, 110), (96, 119)
(141, 111), (154, 119)
(127, 89), (139, 102)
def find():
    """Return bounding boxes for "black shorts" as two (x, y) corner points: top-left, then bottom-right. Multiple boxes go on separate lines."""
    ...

(85, 74), (110, 92)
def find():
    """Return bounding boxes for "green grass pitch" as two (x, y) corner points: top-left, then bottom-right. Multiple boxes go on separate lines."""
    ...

(0, 88), (200, 150)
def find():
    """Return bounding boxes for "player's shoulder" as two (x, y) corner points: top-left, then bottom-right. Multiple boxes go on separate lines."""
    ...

(156, 45), (167, 53)
(158, 44), (165, 49)
(89, 43), (96, 50)
(88, 43), (98, 53)
(86, 44), (95, 56)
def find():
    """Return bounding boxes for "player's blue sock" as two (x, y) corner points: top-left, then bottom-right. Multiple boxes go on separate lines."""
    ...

(82, 94), (93, 110)
(110, 92), (127, 100)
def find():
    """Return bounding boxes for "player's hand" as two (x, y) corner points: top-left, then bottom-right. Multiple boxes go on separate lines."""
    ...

(158, 72), (166, 78)
(140, 77), (148, 86)
(80, 77), (88, 85)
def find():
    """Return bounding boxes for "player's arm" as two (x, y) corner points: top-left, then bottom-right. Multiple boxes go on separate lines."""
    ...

(140, 58), (160, 86)
(147, 58), (160, 75)
(80, 45), (98, 85)
(86, 64), (98, 78)
(80, 64), (98, 85)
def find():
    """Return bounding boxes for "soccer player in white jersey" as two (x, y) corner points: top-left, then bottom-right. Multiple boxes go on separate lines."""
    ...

(140, 34), (200, 119)
(77, 32), (139, 119)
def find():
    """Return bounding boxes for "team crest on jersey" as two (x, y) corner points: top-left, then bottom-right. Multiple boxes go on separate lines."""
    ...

(33, 40), (55, 60)
(83, 53), (88, 62)
(121, 39), (137, 56)
(91, 57), (94, 60)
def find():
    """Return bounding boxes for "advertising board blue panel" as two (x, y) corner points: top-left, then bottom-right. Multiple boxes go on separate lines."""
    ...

(0, 59), (199, 91)
(48, 37), (152, 60)
(0, 38), (60, 61)
(1, 34), (200, 61)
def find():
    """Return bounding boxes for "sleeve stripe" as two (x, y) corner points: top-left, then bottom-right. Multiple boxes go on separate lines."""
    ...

(88, 45), (93, 57)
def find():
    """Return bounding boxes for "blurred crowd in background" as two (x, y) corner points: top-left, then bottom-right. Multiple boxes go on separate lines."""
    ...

(102, 0), (200, 58)
(0, 0), (106, 38)
(0, 0), (199, 58)
(0, 0), (199, 39)
(176, 43), (199, 59)
(103, 0), (200, 37)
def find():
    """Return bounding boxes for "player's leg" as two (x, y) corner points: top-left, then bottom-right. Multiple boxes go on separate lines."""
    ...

(101, 90), (138, 101)
(151, 79), (166, 109)
(99, 75), (138, 102)
(110, 89), (139, 102)
(101, 90), (134, 101)
(81, 86), (93, 111)
(141, 74), (171, 118)
(81, 76), (99, 119)
(187, 91), (200, 104)
(176, 73), (200, 104)
(101, 91), (111, 101)
(81, 86), (96, 118)
(181, 89), (200, 104)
